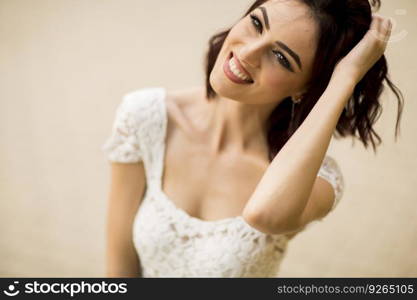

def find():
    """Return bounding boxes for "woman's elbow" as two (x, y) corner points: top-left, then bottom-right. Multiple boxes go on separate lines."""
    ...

(243, 209), (302, 235)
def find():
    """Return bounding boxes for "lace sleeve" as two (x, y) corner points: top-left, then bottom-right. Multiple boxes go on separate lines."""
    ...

(317, 155), (345, 212)
(101, 93), (144, 163)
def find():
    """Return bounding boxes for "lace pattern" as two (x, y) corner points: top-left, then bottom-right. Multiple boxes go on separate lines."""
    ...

(317, 155), (345, 212)
(101, 92), (145, 163)
(134, 187), (289, 277)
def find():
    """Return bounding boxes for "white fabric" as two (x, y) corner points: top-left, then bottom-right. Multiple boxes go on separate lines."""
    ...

(101, 87), (345, 277)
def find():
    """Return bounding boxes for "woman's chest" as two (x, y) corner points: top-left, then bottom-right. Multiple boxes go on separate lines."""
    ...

(162, 127), (269, 222)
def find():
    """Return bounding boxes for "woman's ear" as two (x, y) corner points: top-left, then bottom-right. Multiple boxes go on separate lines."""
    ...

(292, 83), (310, 101)
(291, 91), (307, 103)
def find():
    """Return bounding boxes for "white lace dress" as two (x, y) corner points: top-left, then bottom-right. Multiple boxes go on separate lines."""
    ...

(101, 87), (345, 277)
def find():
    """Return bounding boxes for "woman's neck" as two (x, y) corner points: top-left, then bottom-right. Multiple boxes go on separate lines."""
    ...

(205, 91), (278, 155)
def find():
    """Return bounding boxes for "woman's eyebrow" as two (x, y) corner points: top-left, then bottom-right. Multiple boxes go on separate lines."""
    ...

(258, 6), (270, 30)
(257, 6), (303, 71)
(276, 41), (302, 71)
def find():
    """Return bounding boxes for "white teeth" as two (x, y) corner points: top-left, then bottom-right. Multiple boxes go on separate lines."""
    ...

(229, 57), (251, 81)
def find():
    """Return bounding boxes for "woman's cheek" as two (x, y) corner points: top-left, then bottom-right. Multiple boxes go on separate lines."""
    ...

(263, 69), (294, 94)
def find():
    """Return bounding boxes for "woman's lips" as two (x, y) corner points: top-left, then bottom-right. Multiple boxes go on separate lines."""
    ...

(231, 51), (253, 79)
(223, 52), (254, 85)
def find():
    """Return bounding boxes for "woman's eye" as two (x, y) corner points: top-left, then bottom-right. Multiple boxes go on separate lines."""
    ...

(249, 14), (263, 33)
(273, 50), (293, 71)
(249, 13), (294, 72)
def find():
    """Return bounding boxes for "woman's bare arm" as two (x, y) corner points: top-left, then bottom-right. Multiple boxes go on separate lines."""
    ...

(243, 74), (354, 235)
(105, 162), (146, 277)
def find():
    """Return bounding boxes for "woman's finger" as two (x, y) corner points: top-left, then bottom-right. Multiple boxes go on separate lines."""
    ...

(382, 18), (393, 38)
(368, 14), (382, 42)
(370, 14), (391, 44)
(371, 13), (382, 32)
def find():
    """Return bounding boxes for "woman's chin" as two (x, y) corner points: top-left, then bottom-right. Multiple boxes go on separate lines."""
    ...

(210, 72), (239, 97)
(209, 72), (225, 94)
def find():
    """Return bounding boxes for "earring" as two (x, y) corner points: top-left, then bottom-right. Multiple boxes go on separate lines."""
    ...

(291, 97), (301, 121)
(292, 96), (302, 104)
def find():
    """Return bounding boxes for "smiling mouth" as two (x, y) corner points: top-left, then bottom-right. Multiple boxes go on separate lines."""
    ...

(223, 52), (254, 84)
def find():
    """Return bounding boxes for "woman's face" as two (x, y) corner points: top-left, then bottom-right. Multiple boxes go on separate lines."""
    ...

(210, 0), (318, 105)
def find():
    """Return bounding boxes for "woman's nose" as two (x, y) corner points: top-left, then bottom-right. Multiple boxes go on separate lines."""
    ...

(238, 40), (266, 69)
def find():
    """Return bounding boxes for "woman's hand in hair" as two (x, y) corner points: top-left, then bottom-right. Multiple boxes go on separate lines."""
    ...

(333, 14), (392, 84)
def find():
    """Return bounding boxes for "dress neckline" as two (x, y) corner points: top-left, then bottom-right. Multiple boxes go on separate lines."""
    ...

(157, 87), (245, 226)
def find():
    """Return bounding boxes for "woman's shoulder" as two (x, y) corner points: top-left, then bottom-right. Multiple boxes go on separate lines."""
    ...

(101, 85), (205, 164)
(102, 86), (165, 163)
(165, 85), (206, 110)
(165, 85), (208, 131)
(122, 86), (166, 112)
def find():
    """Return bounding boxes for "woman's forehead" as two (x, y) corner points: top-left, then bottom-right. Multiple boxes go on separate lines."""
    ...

(261, 0), (314, 29)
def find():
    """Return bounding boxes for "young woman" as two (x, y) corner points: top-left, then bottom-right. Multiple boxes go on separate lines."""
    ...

(102, 0), (403, 277)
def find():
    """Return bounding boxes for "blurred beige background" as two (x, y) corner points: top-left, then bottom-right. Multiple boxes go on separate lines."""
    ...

(0, 0), (416, 277)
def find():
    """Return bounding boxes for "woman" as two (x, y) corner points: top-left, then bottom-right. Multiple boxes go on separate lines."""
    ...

(102, 0), (404, 277)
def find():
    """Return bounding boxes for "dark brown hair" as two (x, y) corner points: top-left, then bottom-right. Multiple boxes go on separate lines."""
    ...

(204, 0), (404, 161)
